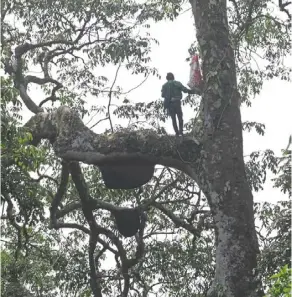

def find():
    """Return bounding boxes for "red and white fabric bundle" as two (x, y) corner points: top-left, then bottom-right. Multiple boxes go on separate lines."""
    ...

(188, 54), (202, 89)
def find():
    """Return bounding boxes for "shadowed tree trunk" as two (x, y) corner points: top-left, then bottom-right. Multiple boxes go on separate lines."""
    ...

(189, 0), (260, 296)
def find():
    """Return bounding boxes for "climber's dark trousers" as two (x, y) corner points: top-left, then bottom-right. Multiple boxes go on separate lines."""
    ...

(168, 100), (183, 136)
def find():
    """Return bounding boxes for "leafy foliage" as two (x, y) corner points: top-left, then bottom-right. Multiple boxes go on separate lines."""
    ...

(228, 0), (292, 106)
(242, 121), (266, 136)
(245, 149), (278, 192)
(1, 0), (291, 296)
(264, 265), (292, 297)
(272, 136), (292, 197)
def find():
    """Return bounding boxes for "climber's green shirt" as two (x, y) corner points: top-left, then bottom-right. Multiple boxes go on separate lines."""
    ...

(161, 80), (190, 101)
(161, 80), (190, 109)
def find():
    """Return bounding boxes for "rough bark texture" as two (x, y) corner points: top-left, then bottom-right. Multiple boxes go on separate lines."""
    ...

(21, 1), (262, 294)
(189, 0), (260, 296)
(24, 106), (202, 183)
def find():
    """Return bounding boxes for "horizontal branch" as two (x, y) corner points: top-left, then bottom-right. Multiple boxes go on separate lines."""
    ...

(24, 106), (202, 184)
(24, 75), (63, 88)
(53, 222), (90, 234)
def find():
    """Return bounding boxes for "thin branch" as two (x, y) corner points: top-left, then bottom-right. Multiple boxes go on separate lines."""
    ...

(89, 117), (110, 130)
(95, 237), (118, 256)
(2, 193), (22, 259)
(229, 0), (242, 27)
(30, 169), (59, 186)
(141, 177), (179, 210)
(120, 212), (147, 297)
(158, 197), (193, 204)
(53, 222), (90, 234)
(56, 198), (146, 219)
(1, 1), (11, 20)
(6, 9), (102, 114)
(152, 202), (199, 236)
(126, 211), (147, 268)
(122, 74), (150, 95)
(278, 0), (292, 19)
(55, 11), (77, 33)
(108, 63), (122, 132)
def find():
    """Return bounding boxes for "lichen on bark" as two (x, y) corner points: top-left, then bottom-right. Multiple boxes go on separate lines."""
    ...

(189, 0), (261, 296)
(24, 105), (202, 188)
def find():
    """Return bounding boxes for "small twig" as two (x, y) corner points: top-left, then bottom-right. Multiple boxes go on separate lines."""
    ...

(89, 117), (109, 130)
(140, 177), (179, 210)
(108, 63), (122, 132)
(158, 197), (193, 205)
(229, 0), (243, 27)
(152, 202), (199, 235)
(121, 74), (150, 95)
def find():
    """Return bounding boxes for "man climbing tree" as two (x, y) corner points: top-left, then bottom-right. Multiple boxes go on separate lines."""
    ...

(161, 72), (194, 136)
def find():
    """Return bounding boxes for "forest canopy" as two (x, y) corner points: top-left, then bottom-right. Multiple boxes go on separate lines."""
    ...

(1, 0), (291, 297)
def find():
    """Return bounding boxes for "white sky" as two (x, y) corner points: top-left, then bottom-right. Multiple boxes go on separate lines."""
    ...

(92, 10), (292, 203)
(5, 8), (291, 204)
(1, 6), (291, 295)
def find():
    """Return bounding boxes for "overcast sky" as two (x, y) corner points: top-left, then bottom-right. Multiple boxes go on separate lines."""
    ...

(2, 5), (291, 290)
(96, 9), (292, 203)
(6, 7), (292, 204)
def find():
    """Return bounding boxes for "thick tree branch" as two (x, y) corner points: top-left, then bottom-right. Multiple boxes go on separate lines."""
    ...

(89, 234), (103, 297)
(69, 162), (146, 297)
(17, 83), (44, 114)
(24, 106), (202, 183)
(50, 162), (70, 227)
(24, 75), (63, 88)
(4, 42), (61, 114)
(53, 222), (91, 234)
(5, 14), (95, 114)
(69, 162), (106, 297)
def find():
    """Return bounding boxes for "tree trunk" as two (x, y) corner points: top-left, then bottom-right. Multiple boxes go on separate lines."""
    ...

(22, 1), (262, 292)
(190, 0), (260, 296)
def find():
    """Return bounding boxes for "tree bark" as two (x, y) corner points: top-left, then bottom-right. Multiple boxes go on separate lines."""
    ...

(24, 106), (202, 183)
(189, 0), (260, 296)
(22, 0), (262, 293)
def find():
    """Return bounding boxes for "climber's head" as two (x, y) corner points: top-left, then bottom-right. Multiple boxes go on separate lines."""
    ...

(166, 72), (174, 81)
